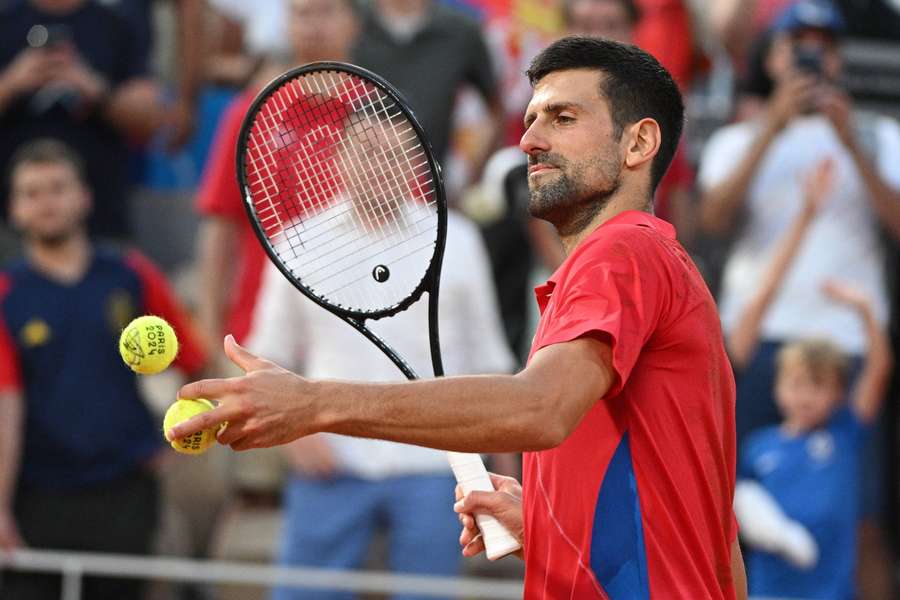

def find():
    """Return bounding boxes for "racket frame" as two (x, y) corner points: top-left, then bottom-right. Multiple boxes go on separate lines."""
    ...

(236, 61), (520, 560)
(236, 61), (447, 379)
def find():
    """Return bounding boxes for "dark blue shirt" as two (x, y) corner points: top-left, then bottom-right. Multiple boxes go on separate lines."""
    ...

(0, 249), (167, 489)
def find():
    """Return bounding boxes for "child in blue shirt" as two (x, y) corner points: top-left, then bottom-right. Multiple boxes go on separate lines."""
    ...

(727, 159), (893, 600)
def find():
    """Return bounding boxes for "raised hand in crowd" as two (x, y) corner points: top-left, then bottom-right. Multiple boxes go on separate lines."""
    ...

(765, 75), (819, 134)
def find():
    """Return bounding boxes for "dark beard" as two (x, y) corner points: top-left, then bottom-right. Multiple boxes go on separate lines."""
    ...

(527, 152), (621, 237)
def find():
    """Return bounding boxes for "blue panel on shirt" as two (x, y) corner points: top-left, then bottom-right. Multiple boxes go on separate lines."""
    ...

(740, 407), (866, 600)
(0, 248), (162, 489)
(590, 432), (650, 600)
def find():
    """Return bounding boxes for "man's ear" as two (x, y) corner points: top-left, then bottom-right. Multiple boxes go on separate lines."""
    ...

(623, 118), (661, 171)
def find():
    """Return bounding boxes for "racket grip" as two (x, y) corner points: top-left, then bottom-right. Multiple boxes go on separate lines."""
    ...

(447, 451), (522, 561)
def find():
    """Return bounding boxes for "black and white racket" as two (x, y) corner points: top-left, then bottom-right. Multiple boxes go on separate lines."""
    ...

(236, 62), (520, 560)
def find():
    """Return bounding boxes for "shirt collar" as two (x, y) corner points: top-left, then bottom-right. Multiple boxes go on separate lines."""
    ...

(534, 211), (675, 310)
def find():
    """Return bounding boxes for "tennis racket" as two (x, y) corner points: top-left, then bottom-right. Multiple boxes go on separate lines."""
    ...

(236, 61), (520, 560)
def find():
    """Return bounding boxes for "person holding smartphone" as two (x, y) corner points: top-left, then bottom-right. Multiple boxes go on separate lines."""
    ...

(697, 1), (900, 597)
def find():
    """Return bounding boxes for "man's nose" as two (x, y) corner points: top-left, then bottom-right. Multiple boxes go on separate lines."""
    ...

(519, 121), (550, 156)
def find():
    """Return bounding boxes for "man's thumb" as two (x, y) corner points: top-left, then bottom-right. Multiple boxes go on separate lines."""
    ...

(224, 334), (267, 373)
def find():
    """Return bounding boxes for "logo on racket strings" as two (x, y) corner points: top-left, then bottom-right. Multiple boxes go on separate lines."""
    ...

(372, 265), (390, 283)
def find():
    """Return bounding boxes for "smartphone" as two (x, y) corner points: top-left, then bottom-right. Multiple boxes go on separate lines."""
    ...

(25, 23), (73, 49)
(793, 46), (823, 77)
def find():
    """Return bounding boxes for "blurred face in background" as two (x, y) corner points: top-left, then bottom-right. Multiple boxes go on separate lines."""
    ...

(10, 160), (90, 245)
(338, 112), (418, 228)
(289, 0), (359, 63)
(766, 28), (842, 85)
(565, 0), (636, 42)
(775, 359), (844, 431)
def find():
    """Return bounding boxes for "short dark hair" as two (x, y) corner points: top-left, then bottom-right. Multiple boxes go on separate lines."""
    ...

(526, 36), (684, 192)
(562, 0), (642, 27)
(7, 138), (87, 183)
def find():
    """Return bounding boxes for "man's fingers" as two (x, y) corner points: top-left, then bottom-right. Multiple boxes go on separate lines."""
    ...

(178, 377), (238, 402)
(454, 490), (506, 515)
(166, 404), (233, 441)
(224, 334), (270, 373)
(462, 537), (485, 557)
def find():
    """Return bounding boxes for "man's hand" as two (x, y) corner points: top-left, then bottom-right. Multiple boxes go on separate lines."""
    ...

(0, 509), (23, 553)
(454, 473), (524, 559)
(0, 48), (57, 99)
(819, 88), (855, 149)
(49, 50), (110, 108)
(284, 435), (337, 478)
(168, 335), (318, 450)
(822, 280), (871, 313)
(766, 75), (818, 133)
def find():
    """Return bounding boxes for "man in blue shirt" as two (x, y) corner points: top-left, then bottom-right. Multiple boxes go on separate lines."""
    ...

(0, 138), (206, 599)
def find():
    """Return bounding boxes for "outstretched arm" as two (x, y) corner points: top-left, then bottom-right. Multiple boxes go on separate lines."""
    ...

(821, 282), (893, 424)
(168, 334), (615, 453)
(727, 159), (834, 369)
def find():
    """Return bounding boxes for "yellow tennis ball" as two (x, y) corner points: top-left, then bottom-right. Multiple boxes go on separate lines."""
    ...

(163, 398), (218, 455)
(119, 315), (178, 374)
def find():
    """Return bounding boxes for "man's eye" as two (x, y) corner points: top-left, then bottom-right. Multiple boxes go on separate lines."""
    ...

(556, 115), (575, 124)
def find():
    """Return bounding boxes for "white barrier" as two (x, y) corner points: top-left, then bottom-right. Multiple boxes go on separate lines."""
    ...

(0, 549), (524, 600)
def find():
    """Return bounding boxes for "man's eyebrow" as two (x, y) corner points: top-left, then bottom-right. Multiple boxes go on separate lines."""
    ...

(523, 101), (584, 126)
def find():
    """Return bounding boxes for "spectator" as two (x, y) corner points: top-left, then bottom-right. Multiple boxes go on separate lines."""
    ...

(0, 138), (206, 599)
(728, 159), (893, 598)
(196, 0), (359, 350)
(353, 0), (501, 168)
(248, 186), (515, 599)
(698, 2), (900, 596)
(0, 0), (165, 239)
(708, 0), (793, 68)
(697, 0), (900, 439)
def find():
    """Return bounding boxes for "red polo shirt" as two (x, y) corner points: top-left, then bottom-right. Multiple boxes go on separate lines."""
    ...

(522, 211), (737, 599)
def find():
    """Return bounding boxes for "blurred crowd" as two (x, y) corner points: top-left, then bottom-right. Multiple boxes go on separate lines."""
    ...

(0, 0), (898, 599)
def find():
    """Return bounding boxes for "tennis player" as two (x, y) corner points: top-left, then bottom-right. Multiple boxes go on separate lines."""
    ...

(171, 37), (745, 599)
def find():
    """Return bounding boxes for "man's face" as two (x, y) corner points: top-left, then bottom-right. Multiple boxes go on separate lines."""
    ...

(289, 0), (358, 63)
(338, 113), (417, 226)
(767, 29), (842, 84)
(775, 361), (843, 430)
(566, 0), (634, 42)
(520, 69), (623, 231)
(10, 160), (89, 244)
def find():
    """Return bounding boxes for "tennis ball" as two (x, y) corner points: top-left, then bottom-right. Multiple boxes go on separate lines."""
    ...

(119, 315), (178, 374)
(163, 398), (218, 455)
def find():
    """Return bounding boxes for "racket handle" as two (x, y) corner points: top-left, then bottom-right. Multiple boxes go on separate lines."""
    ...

(447, 451), (522, 561)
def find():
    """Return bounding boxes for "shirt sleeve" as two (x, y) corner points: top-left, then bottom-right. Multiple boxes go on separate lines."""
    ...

(125, 251), (207, 375)
(245, 262), (307, 370)
(195, 95), (251, 221)
(538, 227), (668, 398)
(696, 124), (752, 191)
(0, 275), (21, 393)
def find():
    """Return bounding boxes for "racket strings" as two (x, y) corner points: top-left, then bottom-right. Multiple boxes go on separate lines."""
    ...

(243, 69), (440, 314)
